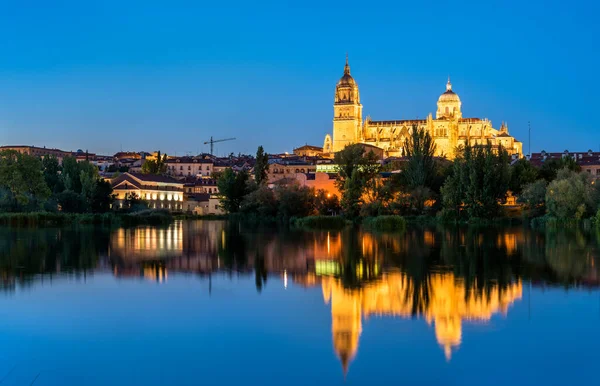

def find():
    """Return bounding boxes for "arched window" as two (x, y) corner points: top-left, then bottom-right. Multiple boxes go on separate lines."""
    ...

(445, 107), (449, 114)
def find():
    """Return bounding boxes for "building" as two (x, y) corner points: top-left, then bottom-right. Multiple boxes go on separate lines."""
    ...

(294, 145), (324, 157)
(529, 150), (600, 177)
(324, 56), (522, 158)
(167, 157), (214, 178)
(111, 172), (184, 211)
(0, 145), (72, 161)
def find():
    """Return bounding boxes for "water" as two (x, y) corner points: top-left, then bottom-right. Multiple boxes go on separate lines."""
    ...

(0, 221), (599, 385)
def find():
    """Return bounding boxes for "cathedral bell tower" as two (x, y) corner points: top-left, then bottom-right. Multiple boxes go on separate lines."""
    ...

(332, 55), (363, 152)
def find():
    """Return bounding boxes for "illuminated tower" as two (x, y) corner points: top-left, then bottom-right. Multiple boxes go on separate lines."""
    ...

(332, 55), (363, 152)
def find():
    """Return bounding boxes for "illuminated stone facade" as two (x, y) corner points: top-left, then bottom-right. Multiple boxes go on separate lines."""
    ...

(325, 56), (523, 158)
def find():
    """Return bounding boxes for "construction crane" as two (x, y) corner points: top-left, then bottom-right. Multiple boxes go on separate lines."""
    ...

(203, 137), (236, 156)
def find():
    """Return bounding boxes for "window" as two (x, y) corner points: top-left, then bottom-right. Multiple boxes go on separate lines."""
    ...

(587, 169), (592, 174)
(180, 166), (183, 170)
(445, 107), (449, 114)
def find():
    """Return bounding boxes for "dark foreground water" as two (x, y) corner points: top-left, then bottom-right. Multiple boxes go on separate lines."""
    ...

(0, 221), (599, 385)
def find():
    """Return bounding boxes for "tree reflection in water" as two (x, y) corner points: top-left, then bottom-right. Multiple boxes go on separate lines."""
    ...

(1, 221), (599, 373)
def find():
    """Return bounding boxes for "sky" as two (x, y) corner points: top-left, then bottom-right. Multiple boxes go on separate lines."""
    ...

(0, 0), (598, 156)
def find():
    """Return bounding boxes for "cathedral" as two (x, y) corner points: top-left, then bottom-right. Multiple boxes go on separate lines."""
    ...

(323, 56), (523, 158)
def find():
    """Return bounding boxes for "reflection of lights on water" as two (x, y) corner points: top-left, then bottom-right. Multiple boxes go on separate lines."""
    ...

(284, 270), (288, 289)
(327, 232), (331, 255)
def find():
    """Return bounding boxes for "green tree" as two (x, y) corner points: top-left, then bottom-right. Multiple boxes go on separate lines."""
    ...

(0, 150), (50, 209)
(141, 151), (168, 175)
(509, 158), (538, 194)
(42, 155), (64, 193)
(393, 126), (438, 213)
(401, 125), (437, 189)
(276, 184), (315, 219)
(217, 168), (250, 213)
(254, 146), (269, 185)
(546, 168), (597, 220)
(441, 143), (510, 220)
(334, 144), (380, 218)
(315, 190), (341, 215)
(538, 156), (580, 182)
(90, 179), (114, 213)
(61, 156), (82, 193)
(240, 185), (278, 217)
(56, 190), (87, 213)
(519, 179), (547, 217)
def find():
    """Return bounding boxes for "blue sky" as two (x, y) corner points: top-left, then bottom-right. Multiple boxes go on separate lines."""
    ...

(0, 1), (597, 156)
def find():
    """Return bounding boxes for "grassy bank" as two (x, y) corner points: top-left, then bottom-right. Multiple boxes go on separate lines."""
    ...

(290, 216), (350, 230)
(362, 215), (407, 232)
(0, 210), (173, 227)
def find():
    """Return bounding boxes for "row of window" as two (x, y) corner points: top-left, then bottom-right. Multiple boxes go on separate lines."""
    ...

(271, 168), (315, 174)
(171, 165), (212, 171)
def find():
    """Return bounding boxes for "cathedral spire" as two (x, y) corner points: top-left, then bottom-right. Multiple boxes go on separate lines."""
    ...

(446, 76), (452, 92)
(344, 53), (350, 75)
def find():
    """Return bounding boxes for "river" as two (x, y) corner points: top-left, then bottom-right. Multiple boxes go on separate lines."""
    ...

(0, 220), (598, 385)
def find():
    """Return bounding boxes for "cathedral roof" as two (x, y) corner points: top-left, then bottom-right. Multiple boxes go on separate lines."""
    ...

(337, 54), (356, 87)
(438, 77), (461, 103)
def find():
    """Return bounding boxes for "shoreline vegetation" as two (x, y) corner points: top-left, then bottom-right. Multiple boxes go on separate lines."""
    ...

(0, 210), (173, 227)
(2, 126), (600, 230)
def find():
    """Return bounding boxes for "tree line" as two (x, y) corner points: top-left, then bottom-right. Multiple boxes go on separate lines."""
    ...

(0, 150), (114, 213)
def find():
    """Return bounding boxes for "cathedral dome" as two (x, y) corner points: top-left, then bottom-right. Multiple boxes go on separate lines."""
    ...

(438, 78), (460, 103)
(337, 54), (356, 87)
(338, 72), (356, 87)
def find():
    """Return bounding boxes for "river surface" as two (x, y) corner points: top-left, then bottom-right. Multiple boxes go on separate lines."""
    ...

(0, 220), (599, 385)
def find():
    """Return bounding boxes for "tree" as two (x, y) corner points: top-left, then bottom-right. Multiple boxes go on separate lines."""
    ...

(509, 158), (538, 194)
(124, 192), (148, 211)
(392, 126), (438, 214)
(217, 168), (250, 213)
(56, 190), (87, 213)
(42, 155), (64, 193)
(90, 179), (114, 213)
(315, 190), (341, 216)
(276, 184), (315, 218)
(519, 179), (547, 217)
(538, 157), (580, 182)
(545, 168), (597, 220)
(441, 143), (510, 220)
(254, 146), (269, 185)
(401, 125), (437, 189)
(61, 156), (82, 193)
(240, 185), (278, 217)
(141, 151), (168, 175)
(334, 144), (381, 218)
(0, 150), (50, 209)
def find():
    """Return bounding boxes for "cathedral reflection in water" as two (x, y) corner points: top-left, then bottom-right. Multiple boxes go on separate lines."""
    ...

(105, 220), (538, 374)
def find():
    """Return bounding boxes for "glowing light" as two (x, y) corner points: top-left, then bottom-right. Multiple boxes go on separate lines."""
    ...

(283, 270), (288, 289)
(160, 194), (165, 201)
(152, 193), (157, 200)
(145, 193), (151, 200)
(167, 194), (172, 201)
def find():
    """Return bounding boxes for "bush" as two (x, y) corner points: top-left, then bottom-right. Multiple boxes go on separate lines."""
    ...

(290, 215), (350, 230)
(362, 215), (407, 232)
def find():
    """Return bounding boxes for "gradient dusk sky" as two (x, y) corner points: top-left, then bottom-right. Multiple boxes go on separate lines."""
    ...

(0, 1), (597, 156)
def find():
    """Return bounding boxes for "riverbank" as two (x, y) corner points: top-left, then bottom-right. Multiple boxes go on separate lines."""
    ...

(0, 210), (173, 227)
